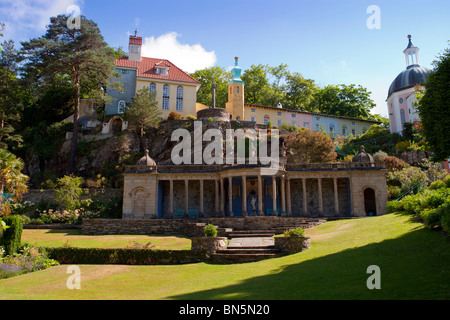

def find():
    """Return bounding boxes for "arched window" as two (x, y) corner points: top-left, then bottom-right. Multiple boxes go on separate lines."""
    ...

(162, 85), (169, 110)
(118, 100), (126, 114)
(400, 109), (406, 125)
(176, 86), (183, 111)
(149, 83), (156, 94)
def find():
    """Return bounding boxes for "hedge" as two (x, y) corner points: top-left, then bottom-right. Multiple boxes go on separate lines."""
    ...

(44, 247), (209, 265)
(0, 215), (23, 255)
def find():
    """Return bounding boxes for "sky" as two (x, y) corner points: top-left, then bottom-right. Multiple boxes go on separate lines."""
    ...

(1, 0), (449, 117)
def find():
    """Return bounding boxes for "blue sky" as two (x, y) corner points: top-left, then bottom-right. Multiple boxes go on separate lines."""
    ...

(1, 0), (449, 116)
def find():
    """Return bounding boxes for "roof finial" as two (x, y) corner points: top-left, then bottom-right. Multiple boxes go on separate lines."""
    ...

(234, 56), (239, 66)
(135, 29), (138, 37)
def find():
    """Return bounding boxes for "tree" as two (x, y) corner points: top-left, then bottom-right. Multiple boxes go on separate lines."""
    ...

(312, 84), (375, 119)
(241, 64), (272, 105)
(417, 44), (450, 161)
(21, 14), (119, 173)
(284, 72), (318, 111)
(123, 87), (161, 152)
(0, 40), (22, 148)
(190, 66), (231, 108)
(0, 148), (29, 215)
(284, 128), (337, 163)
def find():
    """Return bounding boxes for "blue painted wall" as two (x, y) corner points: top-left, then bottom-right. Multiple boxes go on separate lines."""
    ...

(105, 68), (137, 115)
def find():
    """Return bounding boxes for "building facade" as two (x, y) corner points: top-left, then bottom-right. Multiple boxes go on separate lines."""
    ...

(122, 146), (387, 219)
(386, 35), (430, 134)
(101, 32), (201, 133)
(222, 58), (380, 137)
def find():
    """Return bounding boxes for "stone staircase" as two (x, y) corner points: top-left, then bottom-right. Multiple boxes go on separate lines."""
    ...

(211, 245), (285, 264)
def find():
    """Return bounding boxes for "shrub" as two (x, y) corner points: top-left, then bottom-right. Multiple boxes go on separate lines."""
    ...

(443, 175), (450, 188)
(55, 175), (84, 210)
(283, 227), (305, 237)
(168, 112), (183, 120)
(186, 115), (197, 120)
(44, 247), (207, 265)
(429, 180), (447, 190)
(0, 215), (23, 255)
(386, 200), (404, 213)
(373, 150), (388, 163)
(421, 208), (442, 229)
(382, 156), (409, 171)
(203, 224), (218, 237)
(441, 201), (450, 234)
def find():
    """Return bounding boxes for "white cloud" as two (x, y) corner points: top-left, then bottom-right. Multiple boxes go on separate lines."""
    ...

(141, 32), (216, 73)
(0, 0), (82, 41)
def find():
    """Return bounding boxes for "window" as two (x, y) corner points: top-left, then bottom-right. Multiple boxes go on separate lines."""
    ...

(316, 117), (320, 121)
(342, 126), (347, 136)
(250, 116), (256, 122)
(176, 86), (183, 111)
(264, 118), (269, 125)
(130, 45), (139, 53)
(277, 112), (282, 116)
(400, 109), (406, 124)
(352, 122), (356, 126)
(118, 100), (126, 114)
(236, 87), (239, 94)
(156, 67), (168, 75)
(149, 83), (156, 101)
(399, 98), (404, 104)
(292, 113), (296, 118)
(162, 85), (170, 110)
(352, 129), (356, 136)
(277, 120), (282, 127)
(251, 108), (256, 113)
(121, 69), (128, 75)
(304, 122), (309, 129)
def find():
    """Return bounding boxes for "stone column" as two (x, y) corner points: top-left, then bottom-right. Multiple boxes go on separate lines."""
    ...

(286, 178), (292, 216)
(169, 179), (174, 218)
(215, 179), (220, 217)
(242, 175), (247, 217)
(334, 177), (339, 216)
(272, 176), (277, 216)
(199, 179), (204, 218)
(220, 178), (225, 217)
(184, 179), (189, 217)
(228, 176), (233, 217)
(281, 176), (286, 216)
(318, 178), (323, 217)
(258, 175), (264, 216)
(302, 178), (308, 216)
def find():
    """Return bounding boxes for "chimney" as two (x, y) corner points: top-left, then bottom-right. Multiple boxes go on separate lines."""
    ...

(128, 29), (142, 62)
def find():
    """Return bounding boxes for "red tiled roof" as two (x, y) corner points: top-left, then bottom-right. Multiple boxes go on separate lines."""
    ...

(115, 56), (201, 85)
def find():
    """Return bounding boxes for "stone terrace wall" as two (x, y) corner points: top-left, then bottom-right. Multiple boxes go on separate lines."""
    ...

(82, 217), (325, 235)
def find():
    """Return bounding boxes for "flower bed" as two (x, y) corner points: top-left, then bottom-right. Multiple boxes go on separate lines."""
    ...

(34, 208), (101, 225)
(0, 245), (59, 279)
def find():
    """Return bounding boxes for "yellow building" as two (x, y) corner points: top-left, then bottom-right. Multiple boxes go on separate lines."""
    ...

(224, 58), (380, 137)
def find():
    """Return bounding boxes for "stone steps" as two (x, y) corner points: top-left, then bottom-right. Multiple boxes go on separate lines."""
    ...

(211, 247), (285, 263)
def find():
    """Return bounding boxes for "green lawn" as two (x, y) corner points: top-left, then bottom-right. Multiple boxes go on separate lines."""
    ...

(21, 229), (191, 250)
(0, 213), (449, 300)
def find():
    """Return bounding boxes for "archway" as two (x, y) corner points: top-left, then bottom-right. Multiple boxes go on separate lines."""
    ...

(111, 118), (123, 133)
(364, 188), (377, 216)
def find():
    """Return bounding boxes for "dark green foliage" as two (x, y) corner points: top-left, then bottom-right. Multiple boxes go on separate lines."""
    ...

(417, 45), (450, 161)
(0, 215), (23, 255)
(44, 247), (208, 265)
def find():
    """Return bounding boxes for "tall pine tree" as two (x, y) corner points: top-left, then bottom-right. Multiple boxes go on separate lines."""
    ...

(21, 14), (119, 173)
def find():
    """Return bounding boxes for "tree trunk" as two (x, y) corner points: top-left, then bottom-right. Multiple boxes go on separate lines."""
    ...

(69, 79), (80, 174)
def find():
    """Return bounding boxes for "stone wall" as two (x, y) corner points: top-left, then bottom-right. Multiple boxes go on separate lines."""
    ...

(82, 216), (325, 235)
